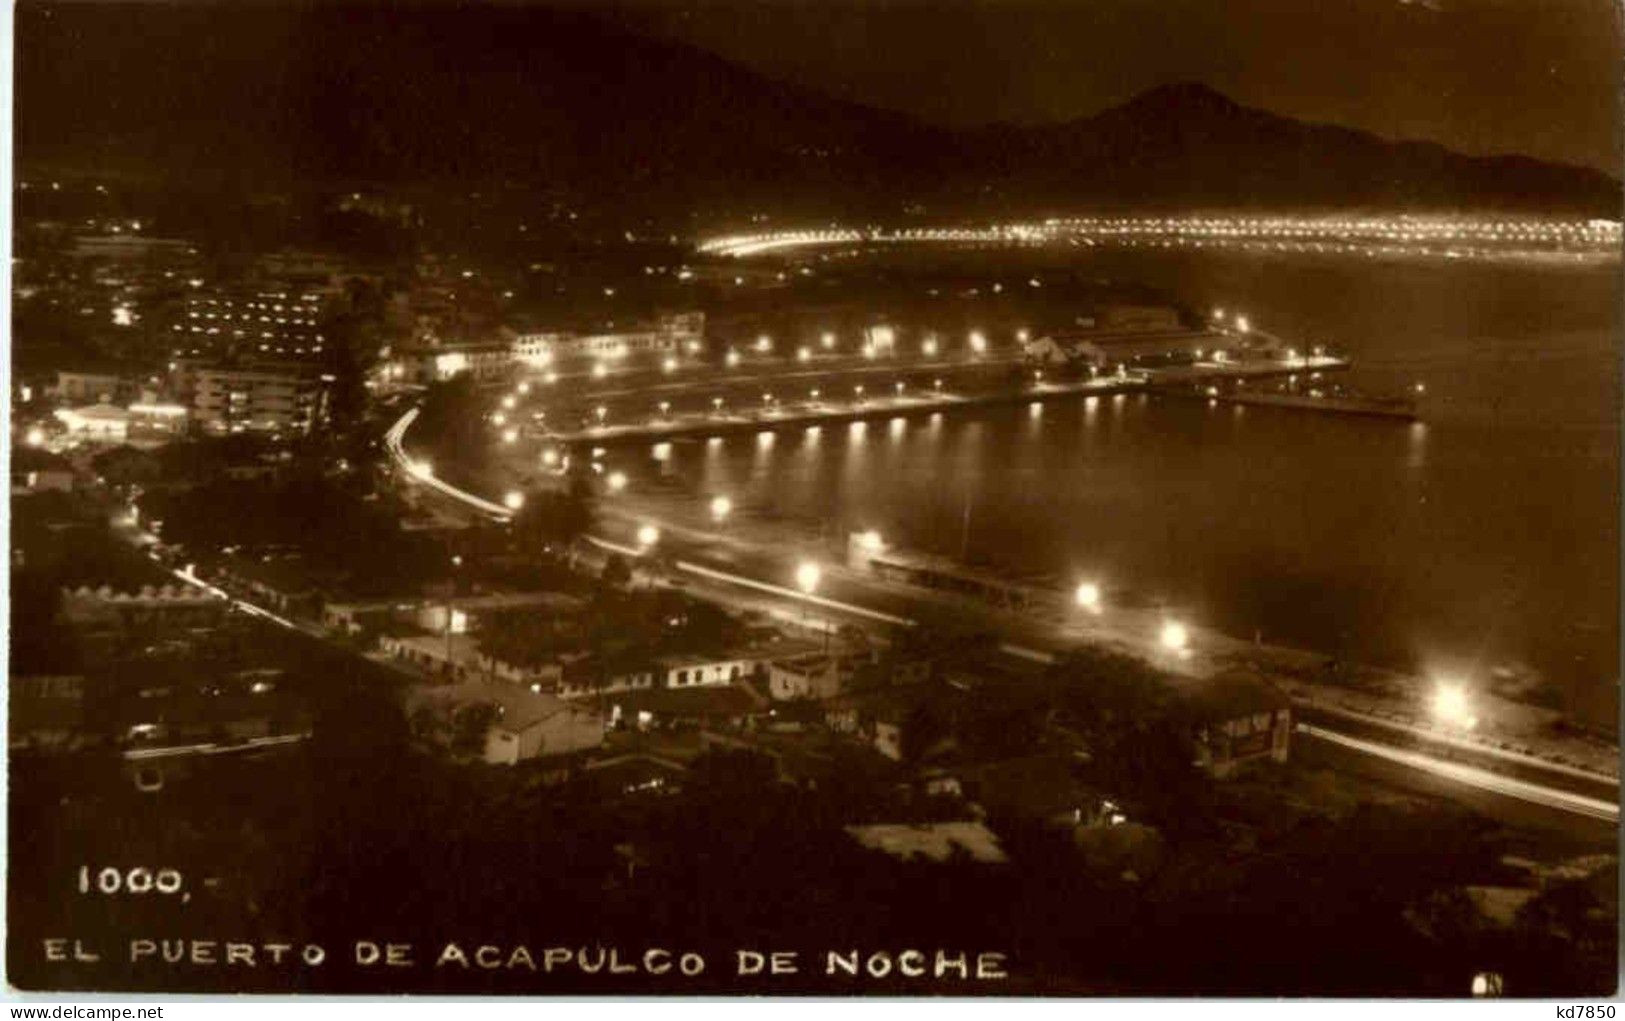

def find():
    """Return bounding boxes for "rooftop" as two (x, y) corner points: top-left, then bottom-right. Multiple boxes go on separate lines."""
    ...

(1173, 669), (1292, 720)
(845, 821), (1008, 864)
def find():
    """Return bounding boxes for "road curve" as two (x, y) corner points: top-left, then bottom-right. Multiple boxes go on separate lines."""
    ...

(386, 404), (1619, 826)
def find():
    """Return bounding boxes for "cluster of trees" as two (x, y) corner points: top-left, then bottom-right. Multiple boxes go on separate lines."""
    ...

(1041, 648), (1212, 837)
(412, 375), (490, 481)
(144, 472), (448, 596)
(408, 699), (500, 759)
(473, 587), (744, 686)
(509, 475), (596, 556)
(11, 635), (1614, 996)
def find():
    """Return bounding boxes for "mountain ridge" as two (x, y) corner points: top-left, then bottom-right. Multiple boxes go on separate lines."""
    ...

(16, 4), (1619, 213)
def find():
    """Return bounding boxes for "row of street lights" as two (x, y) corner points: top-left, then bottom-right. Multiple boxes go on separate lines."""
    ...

(594, 474), (1188, 654)
(582, 376), (952, 429)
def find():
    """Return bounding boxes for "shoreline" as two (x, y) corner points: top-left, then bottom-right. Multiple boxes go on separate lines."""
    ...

(586, 481), (1620, 783)
(535, 358), (1353, 449)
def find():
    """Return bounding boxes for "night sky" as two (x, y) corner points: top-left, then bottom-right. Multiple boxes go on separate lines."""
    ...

(606, 0), (1622, 173)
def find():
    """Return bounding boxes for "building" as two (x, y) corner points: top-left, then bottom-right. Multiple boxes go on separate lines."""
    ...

(1179, 671), (1293, 778)
(764, 649), (880, 701)
(56, 370), (129, 404)
(61, 584), (229, 634)
(9, 675), (87, 751)
(191, 364), (329, 434)
(767, 653), (841, 701)
(1021, 304), (1204, 370)
(53, 402), (187, 447)
(167, 288), (326, 362)
(1025, 328), (1211, 370)
(11, 449), (75, 494)
(212, 557), (322, 617)
(126, 401), (191, 444)
(605, 683), (769, 732)
(655, 652), (759, 689)
(509, 311), (705, 367)
(411, 592), (579, 633)
(409, 682), (605, 765)
(53, 404), (133, 444)
(845, 821), (1008, 864)
(424, 341), (514, 382)
(580, 752), (689, 799)
(485, 688), (606, 765)
(557, 659), (660, 700)
(511, 331), (572, 367)
(825, 685), (929, 761)
(69, 234), (194, 262)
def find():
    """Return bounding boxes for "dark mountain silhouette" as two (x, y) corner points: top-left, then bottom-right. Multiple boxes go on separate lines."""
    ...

(983, 81), (1620, 211)
(16, 4), (1619, 213)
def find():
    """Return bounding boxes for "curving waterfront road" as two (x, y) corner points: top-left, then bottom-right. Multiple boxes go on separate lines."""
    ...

(385, 402), (1617, 834)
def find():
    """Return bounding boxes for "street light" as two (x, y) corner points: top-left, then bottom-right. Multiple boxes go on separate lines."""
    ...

(710, 495), (732, 522)
(969, 330), (988, 354)
(501, 428), (518, 444)
(796, 561), (822, 594)
(541, 449), (559, 467)
(797, 346), (810, 363)
(1159, 620), (1189, 652)
(1075, 582), (1102, 612)
(1431, 681), (1476, 729)
(607, 471), (628, 492)
(637, 524), (660, 548)
(517, 381), (531, 395)
(726, 349), (740, 367)
(595, 405), (608, 422)
(821, 331), (836, 349)
(922, 337), (938, 357)
(503, 490), (525, 511)
(755, 334), (772, 353)
(661, 357), (677, 373)
(501, 395), (516, 410)
(592, 362), (607, 379)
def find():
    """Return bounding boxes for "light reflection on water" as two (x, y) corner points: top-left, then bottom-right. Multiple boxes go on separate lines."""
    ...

(662, 254), (1619, 725)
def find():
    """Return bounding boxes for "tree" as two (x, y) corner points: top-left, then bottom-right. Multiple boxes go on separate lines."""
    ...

(512, 483), (596, 556)
(91, 445), (160, 491)
(475, 609), (578, 671)
(415, 374), (490, 475)
(892, 607), (998, 679)
(600, 552), (632, 588)
(449, 702), (500, 758)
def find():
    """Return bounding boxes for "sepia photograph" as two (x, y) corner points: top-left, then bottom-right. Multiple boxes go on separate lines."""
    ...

(5, 0), (1621, 1000)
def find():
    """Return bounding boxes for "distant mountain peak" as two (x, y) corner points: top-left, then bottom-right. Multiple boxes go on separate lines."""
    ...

(1117, 81), (1243, 116)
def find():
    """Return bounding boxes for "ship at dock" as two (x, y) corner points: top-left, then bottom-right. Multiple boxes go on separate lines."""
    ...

(1153, 376), (1421, 421)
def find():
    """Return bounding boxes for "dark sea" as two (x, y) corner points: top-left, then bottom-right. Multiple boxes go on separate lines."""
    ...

(670, 250), (1621, 728)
